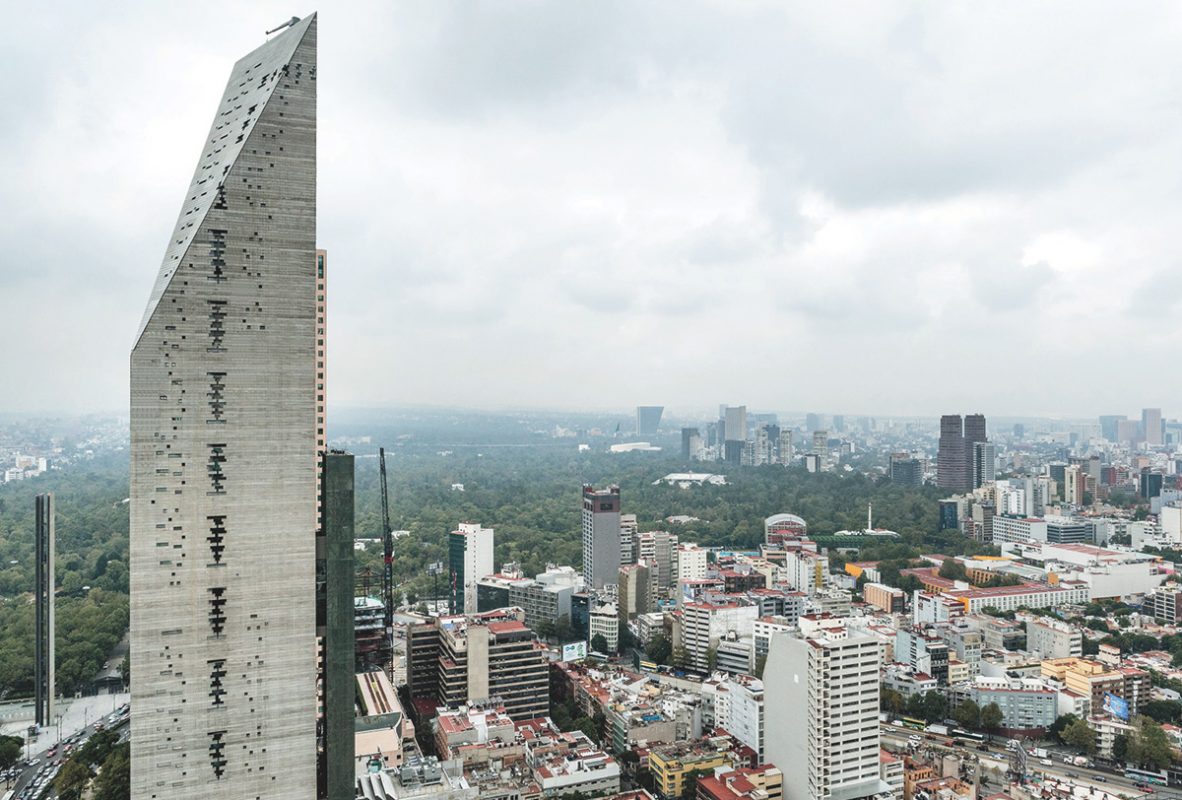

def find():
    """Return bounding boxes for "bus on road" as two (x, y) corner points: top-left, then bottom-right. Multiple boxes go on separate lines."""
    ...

(1124, 766), (1167, 786)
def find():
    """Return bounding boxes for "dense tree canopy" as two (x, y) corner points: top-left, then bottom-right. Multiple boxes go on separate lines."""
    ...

(980, 703), (1004, 733)
(0, 421), (961, 700)
(1062, 719), (1096, 754)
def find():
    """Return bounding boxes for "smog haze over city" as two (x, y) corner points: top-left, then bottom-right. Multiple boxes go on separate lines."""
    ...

(4, 2), (1182, 419)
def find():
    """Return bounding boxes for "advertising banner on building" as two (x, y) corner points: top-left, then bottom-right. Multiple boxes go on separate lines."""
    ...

(561, 641), (587, 663)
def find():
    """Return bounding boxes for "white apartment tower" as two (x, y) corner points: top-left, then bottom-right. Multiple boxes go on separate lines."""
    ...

(448, 523), (495, 614)
(129, 16), (319, 800)
(619, 513), (638, 565)
(765, 632), (890, 800)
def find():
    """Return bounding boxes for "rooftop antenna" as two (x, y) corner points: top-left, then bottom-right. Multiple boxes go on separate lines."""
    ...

(266, 16), (301, 36)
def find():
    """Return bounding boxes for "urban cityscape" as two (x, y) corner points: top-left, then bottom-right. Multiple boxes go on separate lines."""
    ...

(5, 7), (1182, 800)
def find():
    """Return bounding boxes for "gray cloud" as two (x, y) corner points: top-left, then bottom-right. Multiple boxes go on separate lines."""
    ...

(2, 1), (1182, 419)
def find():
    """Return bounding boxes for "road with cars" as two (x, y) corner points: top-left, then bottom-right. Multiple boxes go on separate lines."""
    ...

(3, 703), (128, 800)
(881, 722), (1156, 797)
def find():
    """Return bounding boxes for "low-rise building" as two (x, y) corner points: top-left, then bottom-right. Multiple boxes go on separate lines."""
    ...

(649, 736), (746, 799)
(678, 544), (709, 582)
(879, 751), (903, 799)
(1040, 657), (1147, 718)
(434, 704), (521, 767)
(923, 582), (1090, 615)
(1150, 583), (1182, 624)
(864, 583), (905, 613)
(1025, 617), (1082, 659)
(355, 670), (414, 773)
(949, 676), (1057, 733)
(590, 602), (620, 652)
(896, 628), (950, 685)
(912, 777), (974, 800)
(697, 766), (783, 800)
(883, 664), (938, 698)
(610, 702), (680, 754)
(509, 565), (584, 631)
(519, 717), (621, 799)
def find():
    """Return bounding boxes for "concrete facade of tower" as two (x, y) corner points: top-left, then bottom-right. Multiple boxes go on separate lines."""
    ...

(128, 15), (319, 799)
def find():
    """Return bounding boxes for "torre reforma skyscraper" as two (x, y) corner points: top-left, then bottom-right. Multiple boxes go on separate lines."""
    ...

(129, 15), (319, 799)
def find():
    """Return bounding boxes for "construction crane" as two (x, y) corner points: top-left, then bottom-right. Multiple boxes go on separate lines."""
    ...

(379, 447), (394, 677)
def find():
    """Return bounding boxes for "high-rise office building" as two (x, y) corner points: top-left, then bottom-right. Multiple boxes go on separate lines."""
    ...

(832, 414), (845, 433)
(938, 414), (967, 490)
(811, 429), (829, 469)
(315, 250), (328, 515)
(1140, 469), (1164, 500)
(964, 413), (988, 483)
(582, 485), (622, 590)
(889, 453), (923, 487)
(972, 441), (996, 489)
(765, 632), (889, 800)
(1064, 465), (1087, 506)
(680, 427), (700, 460)
(318, 452), (355, 800)
(778, 428), (794, 465)
(448, 523), (494, 614)
(752, 423), (781, 465)
(723, 405), (747, 464)
(637, 530), (679, 590)
(939, 414), (988, 491)
(806, 413), (823, 432)
(34, 493), (54, 728)
(1099, 415), (1125, 442)
(636, 406), (664, 437)
(129, 16), (319, 798)
(617, 563), (653, 622)
(964, 413), (987, 448)
(1143, 408), (1163, 446)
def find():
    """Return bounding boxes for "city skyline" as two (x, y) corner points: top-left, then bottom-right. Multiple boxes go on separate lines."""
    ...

(5, 3), (1182, 418)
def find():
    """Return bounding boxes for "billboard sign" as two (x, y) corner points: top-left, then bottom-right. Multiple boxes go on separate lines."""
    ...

(1103, 692), (1130, 721)
(561, 641), (587, 663)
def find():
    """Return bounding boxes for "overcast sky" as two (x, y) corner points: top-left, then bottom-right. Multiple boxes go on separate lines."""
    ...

(2, 2), (1181, 420)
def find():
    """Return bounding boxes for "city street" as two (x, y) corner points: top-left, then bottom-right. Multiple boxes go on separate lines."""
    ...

(3, 703), (128, 800)
(881, 723), (1151, 798)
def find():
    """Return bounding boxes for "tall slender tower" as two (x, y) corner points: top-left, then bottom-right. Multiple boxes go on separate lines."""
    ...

(963, 413), (988, 486)
(582, 485), (621, 590)
(937, 414), (967, 491)
(34, 493), (54, 728)
(129, 15), (319, 799)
